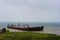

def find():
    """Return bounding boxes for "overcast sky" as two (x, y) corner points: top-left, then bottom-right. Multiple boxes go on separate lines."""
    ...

(0, 0), (60, 22)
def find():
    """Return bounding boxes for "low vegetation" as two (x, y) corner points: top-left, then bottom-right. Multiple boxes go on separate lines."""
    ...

(0, 31), (60, 40)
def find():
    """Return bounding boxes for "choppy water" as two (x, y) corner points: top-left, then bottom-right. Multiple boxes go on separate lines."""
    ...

(0, 22), (60, 35)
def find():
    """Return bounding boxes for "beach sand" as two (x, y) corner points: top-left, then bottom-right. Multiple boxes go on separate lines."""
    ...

(7, 26), (60, 35)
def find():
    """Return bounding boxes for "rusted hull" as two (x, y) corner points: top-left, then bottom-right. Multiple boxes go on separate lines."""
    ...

(7, 26), (44, 31)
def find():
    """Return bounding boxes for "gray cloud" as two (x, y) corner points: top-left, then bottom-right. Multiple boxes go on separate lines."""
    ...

(0, 0), (60, 22)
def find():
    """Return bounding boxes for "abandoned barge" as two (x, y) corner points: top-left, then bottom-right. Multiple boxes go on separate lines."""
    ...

(7, 24), (44, 31)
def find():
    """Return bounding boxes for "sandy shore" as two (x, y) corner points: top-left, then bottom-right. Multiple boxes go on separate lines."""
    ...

(7, 28), (60, 35)
(6, 26), (60, 35)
